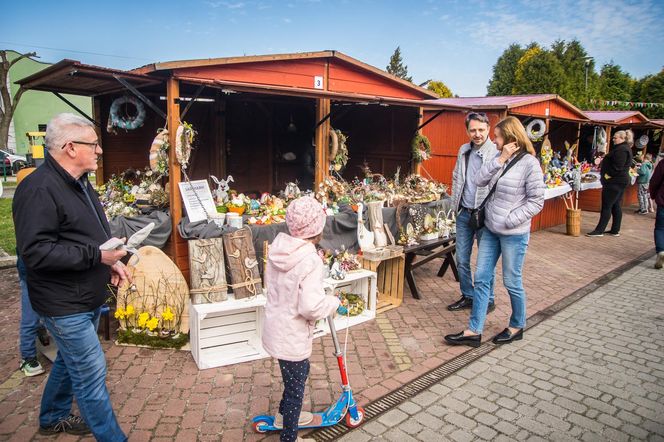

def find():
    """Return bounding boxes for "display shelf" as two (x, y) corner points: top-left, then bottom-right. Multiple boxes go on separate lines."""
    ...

(189, 293), (269, 369)
(361, 254), (405, 313)
(313, 269), (377, 339)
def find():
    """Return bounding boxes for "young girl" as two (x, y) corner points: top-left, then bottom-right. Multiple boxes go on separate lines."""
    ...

(262, 196), (340, 442)
(636, 153), (654, 214)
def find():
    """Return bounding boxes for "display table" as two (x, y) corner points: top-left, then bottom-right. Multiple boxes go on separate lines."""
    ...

(403, 236), (458, 300)
(314, 269), (377, 338)
(361, 253), (405, 313)
(189, 294), (269, 369)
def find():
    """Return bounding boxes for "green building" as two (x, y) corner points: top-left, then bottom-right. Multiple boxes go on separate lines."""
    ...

(5, 49), (91, 155)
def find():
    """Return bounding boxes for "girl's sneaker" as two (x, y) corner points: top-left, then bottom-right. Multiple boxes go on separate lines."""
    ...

(19, 357), (45, 377)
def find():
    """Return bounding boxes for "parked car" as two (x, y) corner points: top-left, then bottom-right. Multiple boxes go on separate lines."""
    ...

(0, 149), (28, 175)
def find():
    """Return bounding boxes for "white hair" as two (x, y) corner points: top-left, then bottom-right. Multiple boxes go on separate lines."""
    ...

(45, 113), (95, 151)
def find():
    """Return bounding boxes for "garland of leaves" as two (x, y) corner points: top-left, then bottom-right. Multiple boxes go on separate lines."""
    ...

(411, 133), (431, 163)
(329, 128), (349, 172)
(176, 121), (196, 170)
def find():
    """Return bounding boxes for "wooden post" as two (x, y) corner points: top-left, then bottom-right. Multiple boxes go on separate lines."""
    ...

(92, 97), (104, 186)
(166, 77), (189, 281)
(414, 106), (424, 175)
(314, 98), (331, 188)
(575, 122), (581, 160)
(605, 126), (612, 153)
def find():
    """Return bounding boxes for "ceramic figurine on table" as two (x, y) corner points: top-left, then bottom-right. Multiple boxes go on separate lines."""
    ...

(210, 175), (234, 204)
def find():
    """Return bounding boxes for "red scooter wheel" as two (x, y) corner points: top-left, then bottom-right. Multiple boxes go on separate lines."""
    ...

(345, 406), (365, 428)
(253, 421), (268, 433)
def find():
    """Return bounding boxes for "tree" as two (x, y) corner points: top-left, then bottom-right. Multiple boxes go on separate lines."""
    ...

(386, 46), (412, 82)
(512, 46), (566, 95)
(487, 43), (525, 96)
(598, 62), (633, 102)
(427, 80), (453, 98)
(0, 50), (36, 151)
(550, 39), (598, 107)
(633, 69), (664, 119)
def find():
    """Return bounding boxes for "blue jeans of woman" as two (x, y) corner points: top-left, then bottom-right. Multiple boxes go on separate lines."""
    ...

(456, 208), (495, 302)
(656, 205), (664, 253)
(278, 359), (310, 442)
(39, 307), (126, 442)
(18, 257), (41, 359)
(469, 229), (530, 334)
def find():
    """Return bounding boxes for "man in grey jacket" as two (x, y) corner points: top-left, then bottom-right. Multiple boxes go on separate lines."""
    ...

(447, 112), (498, 312)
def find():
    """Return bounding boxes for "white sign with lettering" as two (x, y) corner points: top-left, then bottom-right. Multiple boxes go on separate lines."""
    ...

(178, 180), (218, 223)
(314, 76), (324, 90)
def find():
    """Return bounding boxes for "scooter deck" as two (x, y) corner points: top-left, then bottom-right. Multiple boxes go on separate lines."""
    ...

(253, 412), (338, 432)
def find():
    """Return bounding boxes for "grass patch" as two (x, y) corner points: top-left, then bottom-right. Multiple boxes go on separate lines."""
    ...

(0, 199), (16, 255)
(116, 329), (189, 349)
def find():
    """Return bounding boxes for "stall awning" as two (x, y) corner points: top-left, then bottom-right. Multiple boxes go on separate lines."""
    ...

(16, 59), (163, 97)
(584, 110), (658, 128)
(175, 75), (470, 110)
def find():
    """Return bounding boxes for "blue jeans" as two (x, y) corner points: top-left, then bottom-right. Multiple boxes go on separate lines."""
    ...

(18, 257), (41, 359)
(656, 205), (664, 253)
(39, 307), (126, 442)
(456, 209), (495, 302)
(469, 229), (530, 334)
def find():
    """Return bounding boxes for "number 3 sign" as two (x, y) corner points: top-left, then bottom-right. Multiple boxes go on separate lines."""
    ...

(314, 76), (323, 90)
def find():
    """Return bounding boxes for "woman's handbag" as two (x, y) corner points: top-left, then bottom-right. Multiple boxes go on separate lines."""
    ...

(469, 152), (526, 231)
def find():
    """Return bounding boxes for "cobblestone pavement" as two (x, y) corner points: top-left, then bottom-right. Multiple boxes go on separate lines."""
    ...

(0, 209), (658, 441)
(340, 255), (664, 442)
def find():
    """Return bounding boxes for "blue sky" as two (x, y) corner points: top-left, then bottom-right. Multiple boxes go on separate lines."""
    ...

(3, 0), (663, 97)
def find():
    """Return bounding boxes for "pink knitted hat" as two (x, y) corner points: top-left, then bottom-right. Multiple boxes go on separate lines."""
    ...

(286, 196), (326, 239)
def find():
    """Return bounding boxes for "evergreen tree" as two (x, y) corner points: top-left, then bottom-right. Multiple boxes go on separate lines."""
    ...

(512, 46), (566, 95)
(487, 43), (525, 96)
(427, 80), (453, 98)
(386, 46), (412, 82)
(550, 39), (597, 107)
(598, 62), (633, 102)
(633, 70), (664, 119)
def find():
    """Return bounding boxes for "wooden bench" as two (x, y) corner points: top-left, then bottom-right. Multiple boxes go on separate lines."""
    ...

(403, 236), (458, 300)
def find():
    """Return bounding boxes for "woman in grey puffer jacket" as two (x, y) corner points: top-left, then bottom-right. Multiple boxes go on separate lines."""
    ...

(445, 116), (545, 348)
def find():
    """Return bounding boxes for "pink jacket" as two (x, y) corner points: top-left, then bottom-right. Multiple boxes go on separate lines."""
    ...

(262, 233), (340, 361)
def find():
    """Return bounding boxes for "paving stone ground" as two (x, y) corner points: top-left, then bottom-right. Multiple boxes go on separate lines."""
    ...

(0, 208), (659, 441)
(340, 254), (664, 442)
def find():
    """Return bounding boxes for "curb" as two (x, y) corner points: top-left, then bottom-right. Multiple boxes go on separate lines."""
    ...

(0, 255), (17, 270)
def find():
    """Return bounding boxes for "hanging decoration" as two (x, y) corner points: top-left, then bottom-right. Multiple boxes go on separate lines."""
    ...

(108, 96), (146, 132)
(149, 128), (169, 176)
(175, 121), (195, 170)
(329, 128), (349, 172)
(411, 133), (431, 163)
(590, 99), (664, 108)
(526, 119), (546, 141)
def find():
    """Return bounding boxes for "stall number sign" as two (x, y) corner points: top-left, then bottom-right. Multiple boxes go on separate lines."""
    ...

(314, 76), (324, 90)
(178, 180), (218, 223)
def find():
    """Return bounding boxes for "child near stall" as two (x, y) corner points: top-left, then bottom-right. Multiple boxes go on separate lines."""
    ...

(637, 153), (654, 214)
(262, 196), (340, 442)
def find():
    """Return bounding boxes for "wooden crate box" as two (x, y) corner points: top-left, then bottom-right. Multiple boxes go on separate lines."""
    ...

(189, 295), (269, 369)
(314, 269), (377, 338)
(361, 254), (405, 313)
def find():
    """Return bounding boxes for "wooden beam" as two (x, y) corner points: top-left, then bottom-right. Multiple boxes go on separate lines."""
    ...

(315, 98), (331, 187)
(166, 78), (189, 281)
(92, 97), (104, 186)
(575, 122), (581, 160)
(414, 106), (424, 175)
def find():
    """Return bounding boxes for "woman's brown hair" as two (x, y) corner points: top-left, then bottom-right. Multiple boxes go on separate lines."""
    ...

(495, 116), (537, 156)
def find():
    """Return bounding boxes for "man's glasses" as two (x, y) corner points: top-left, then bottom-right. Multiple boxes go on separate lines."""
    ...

(61, 140), (100, 150)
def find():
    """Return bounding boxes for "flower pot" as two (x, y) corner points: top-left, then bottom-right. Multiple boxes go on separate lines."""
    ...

(420, 232), (439, 241)
(228, 206), (246, 215)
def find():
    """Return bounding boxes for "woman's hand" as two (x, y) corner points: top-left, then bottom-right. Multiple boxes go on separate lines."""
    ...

(498, 142), (519, 164)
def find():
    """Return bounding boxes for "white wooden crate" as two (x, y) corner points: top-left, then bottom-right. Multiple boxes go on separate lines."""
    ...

(314, 269), (377, 338)
(189, 294), (269, 369)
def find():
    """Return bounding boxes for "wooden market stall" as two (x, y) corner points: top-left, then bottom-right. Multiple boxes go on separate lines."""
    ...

(420, 94), (590, 232)
(17, 51), (465, 280)
(581, 110), (661, 210)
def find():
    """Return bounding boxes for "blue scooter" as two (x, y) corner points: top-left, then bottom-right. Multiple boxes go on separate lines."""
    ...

(252, 316), (365, 433)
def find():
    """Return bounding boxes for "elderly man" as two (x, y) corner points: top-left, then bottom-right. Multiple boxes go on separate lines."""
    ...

(447, 112), (498, 313)
(13, 113), (129, 441)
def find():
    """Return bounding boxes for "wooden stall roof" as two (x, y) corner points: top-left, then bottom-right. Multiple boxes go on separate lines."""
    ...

(132, 50), (439, 101)
(584, 110), (655, 127)
(424, 94), (589, 122)
(16, 59), (163, 97)
(651, 119), (664, 128)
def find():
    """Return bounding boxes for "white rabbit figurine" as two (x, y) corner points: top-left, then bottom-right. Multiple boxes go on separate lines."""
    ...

(210, 175), (234, 204)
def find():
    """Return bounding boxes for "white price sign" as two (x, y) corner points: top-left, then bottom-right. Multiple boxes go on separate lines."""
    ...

(314, 76), (324, 90)
(178, 180), (218, 223)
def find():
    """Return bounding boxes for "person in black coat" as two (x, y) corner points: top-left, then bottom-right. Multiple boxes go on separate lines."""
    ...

(586, 129), (634, 237)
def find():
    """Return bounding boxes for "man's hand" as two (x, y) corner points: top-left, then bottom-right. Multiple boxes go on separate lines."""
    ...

(100, 237), (127, 266)
(110, 261), (132, 287)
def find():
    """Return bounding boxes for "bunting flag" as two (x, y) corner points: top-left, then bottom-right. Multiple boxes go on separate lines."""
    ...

(590, 99), (664, 108)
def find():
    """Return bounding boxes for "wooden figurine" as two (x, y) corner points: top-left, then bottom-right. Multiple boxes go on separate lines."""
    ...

(223, 227), (263, 299)
(189, 238), (228, 304)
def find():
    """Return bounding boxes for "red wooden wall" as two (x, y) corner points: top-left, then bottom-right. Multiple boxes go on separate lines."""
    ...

(328, 60), (424, 99)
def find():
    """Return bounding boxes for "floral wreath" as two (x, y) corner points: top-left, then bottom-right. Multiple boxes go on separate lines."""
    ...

(175, 121), (195, 170)
(329, 128), (349, 172)
(526, 119), (546, 141)
(411, 133), (431, 163)
(109, 96), (146, 131)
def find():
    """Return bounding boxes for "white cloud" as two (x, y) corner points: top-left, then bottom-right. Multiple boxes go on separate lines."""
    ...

(205, 1), (245, 8)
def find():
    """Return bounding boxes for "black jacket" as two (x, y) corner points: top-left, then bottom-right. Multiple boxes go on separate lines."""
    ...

(13, 155), (111, 316)
(600, 142), (633, 186)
